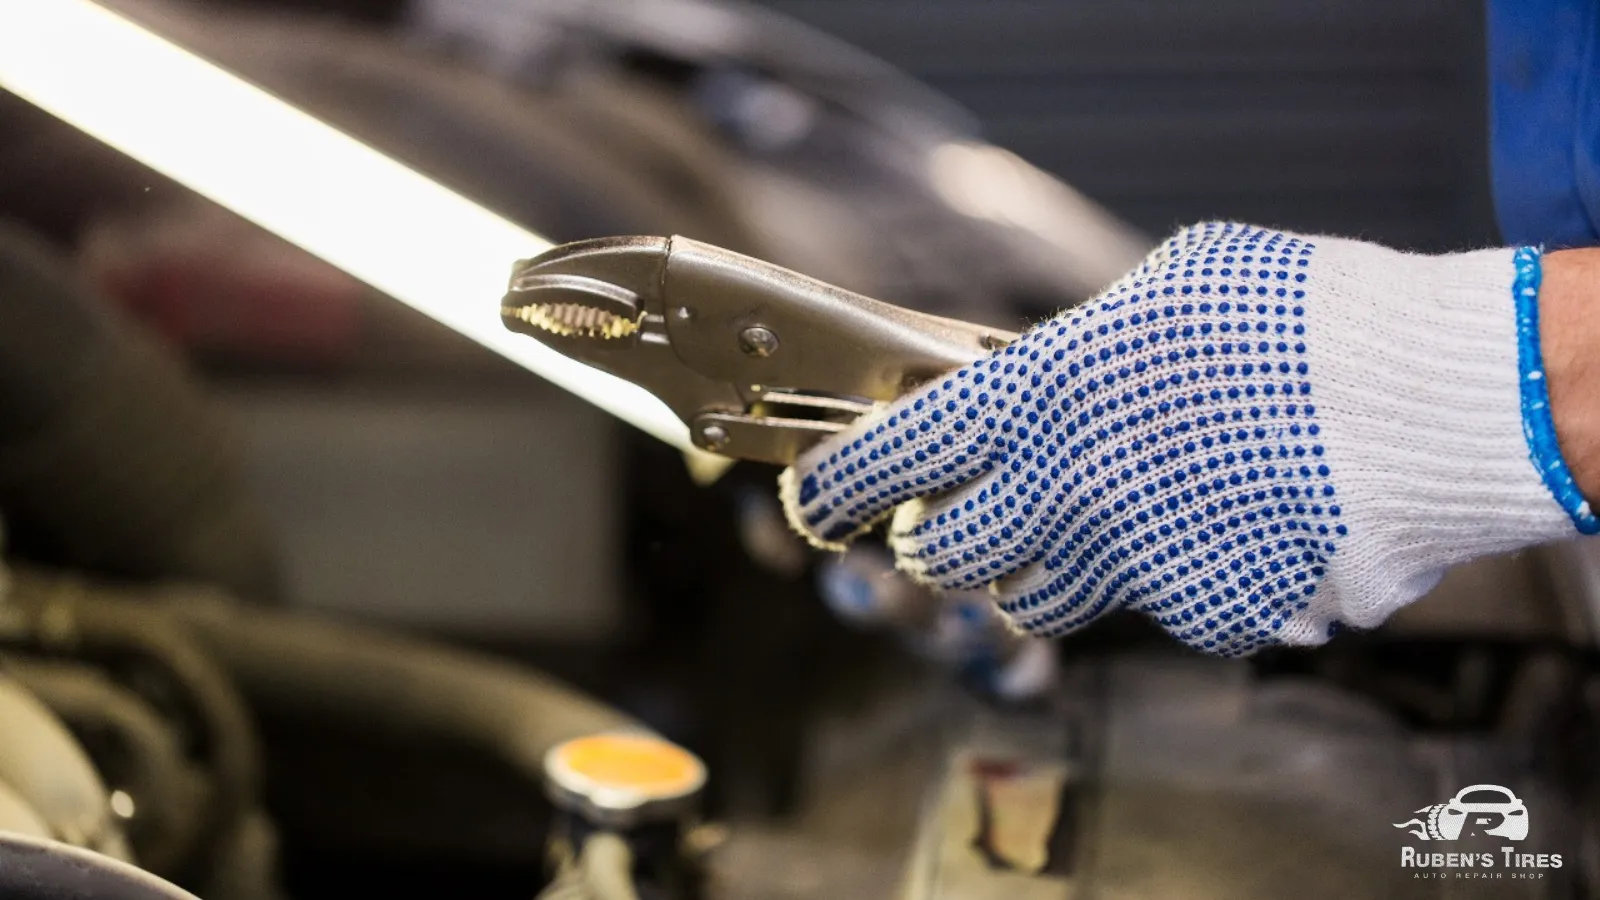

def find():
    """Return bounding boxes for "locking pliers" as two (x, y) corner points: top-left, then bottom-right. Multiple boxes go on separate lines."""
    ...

(500, 236), (1016, 465)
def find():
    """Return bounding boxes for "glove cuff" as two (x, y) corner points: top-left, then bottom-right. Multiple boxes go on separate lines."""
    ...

(1277, 239), (1579, 642)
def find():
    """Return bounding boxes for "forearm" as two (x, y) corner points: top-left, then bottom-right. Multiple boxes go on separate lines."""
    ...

(1540, 249), (1600, 501)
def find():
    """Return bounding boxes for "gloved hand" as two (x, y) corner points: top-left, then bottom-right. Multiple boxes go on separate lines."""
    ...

(781, 222), (1593, 656)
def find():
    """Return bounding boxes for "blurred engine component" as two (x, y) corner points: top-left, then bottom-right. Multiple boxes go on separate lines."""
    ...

(1, 564), (661, 898)
(0, 675), (130, 858)
(538, 832), (643, 900)
(544, 733), (706, 829)
(404, 0), (1150, 321)
(0, 567), (268, 894)
(541, 734), (710, 899)
(0, 221), (279, 601)
(6, 659), (213, 876)
(903, 658), (1583, 899)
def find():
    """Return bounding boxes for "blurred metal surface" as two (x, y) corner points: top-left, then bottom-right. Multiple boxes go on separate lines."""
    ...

(0, 832), (197, 900)
(402, 0), (1148, 315)
(410, 0), (979, 140)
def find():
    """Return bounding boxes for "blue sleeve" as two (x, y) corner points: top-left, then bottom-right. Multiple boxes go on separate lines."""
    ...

(1488, 0), (1600, 247)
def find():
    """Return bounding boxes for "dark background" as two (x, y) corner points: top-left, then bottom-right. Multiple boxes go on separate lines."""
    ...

(758, 0), (1499, 250)
(218, 0), (1501, 251)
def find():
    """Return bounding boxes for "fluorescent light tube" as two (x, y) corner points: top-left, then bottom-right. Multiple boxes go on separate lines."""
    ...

(0, 0), (697, 453)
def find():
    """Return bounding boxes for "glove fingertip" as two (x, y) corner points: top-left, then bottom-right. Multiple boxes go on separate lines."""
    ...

(778, 466), (852, 551)
(986, 590), (1046, 640)
(889, 499), (987, 595)
(988, 566), (1109, 640)
(886, 499), (937, 581)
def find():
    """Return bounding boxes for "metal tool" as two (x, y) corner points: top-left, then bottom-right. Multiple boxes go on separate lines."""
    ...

(501, 236), (1017, 465)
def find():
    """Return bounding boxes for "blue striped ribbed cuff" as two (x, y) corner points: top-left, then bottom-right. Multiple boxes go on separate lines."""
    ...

(1513, 246), (1599, 534)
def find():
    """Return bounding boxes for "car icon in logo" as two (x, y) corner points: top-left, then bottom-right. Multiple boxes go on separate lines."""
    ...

(1395, 784), (1528, 841)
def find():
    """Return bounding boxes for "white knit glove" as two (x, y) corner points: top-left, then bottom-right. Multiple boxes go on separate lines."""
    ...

(780, 222), (1594, 656)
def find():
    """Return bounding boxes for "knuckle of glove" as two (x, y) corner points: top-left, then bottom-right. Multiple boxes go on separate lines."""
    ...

(979, 223), (1337, 656)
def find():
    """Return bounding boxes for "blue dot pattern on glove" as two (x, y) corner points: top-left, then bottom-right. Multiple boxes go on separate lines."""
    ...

(789, 223), (1347, 656)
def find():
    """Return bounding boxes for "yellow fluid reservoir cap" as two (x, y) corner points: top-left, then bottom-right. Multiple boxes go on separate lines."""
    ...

(544, 733), (706, 827)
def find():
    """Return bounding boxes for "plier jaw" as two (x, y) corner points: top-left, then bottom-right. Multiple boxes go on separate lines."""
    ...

(502, 236), (1015, 465)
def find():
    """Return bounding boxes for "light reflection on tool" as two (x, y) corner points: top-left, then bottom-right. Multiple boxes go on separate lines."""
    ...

(0, 0), (697, 455)
(502, 235), (1019, 465)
